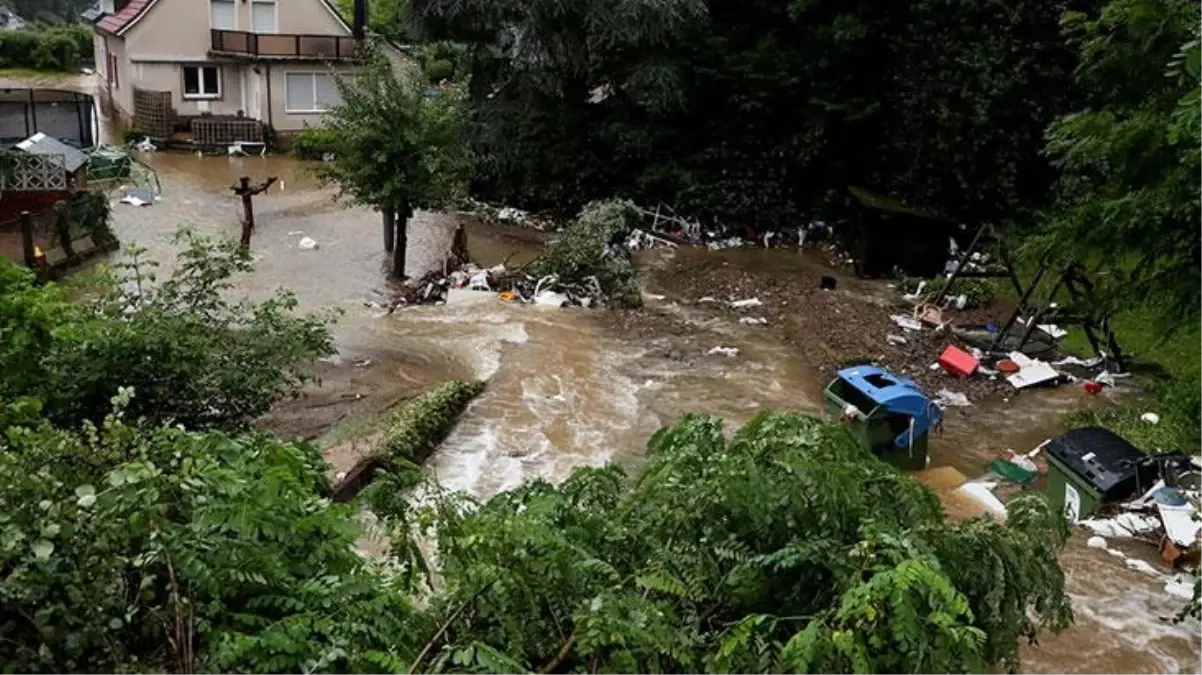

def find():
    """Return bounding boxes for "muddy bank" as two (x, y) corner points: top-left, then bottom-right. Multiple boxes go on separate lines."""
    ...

(646, 246), (1033, 405)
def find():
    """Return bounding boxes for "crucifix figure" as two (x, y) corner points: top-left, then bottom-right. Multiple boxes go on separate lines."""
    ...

(231, 175), (278, 248)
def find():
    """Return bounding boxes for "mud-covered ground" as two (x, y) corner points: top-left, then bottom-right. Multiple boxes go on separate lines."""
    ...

(641, 247), (1018, 404)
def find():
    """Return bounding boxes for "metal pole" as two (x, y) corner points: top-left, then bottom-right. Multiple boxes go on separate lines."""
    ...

(934, 222), (988, 305)
(988, 260), (1048, 353)
(20, 211), (35, 268)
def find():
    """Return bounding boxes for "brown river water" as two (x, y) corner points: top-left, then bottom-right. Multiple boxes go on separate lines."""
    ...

(23, 69), (1199, 672)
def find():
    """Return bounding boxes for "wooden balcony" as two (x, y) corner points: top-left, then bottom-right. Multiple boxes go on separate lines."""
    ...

(210, 29), (360, 60)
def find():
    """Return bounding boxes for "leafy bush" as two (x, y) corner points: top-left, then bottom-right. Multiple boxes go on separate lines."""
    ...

(378, 379), (485, 466)
(290, 127), (340, 160)
(0, 25), (93, 71)
(389, 412), (1071, 673)
(0, 396), (426, 673)
(528, 199), (643, 307)
(425, 58), (454, 83)
(0, 229), (335, 431)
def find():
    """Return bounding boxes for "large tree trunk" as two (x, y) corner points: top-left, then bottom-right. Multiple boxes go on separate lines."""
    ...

(382, 208), (395, 253)
(391, 201), (411, 279)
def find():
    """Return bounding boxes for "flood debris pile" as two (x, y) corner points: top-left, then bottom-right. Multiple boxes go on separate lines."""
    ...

(396, 199), (644, 309)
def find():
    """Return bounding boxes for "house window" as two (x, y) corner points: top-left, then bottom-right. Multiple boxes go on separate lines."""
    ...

(210, 0), (235, 30)
(251, 0), (277, 33)
(183, 65), (221, 99)
(285, 73), (341, 113)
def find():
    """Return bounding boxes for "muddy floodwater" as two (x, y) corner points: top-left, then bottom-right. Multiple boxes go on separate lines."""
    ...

(79, 140), (1199, 673)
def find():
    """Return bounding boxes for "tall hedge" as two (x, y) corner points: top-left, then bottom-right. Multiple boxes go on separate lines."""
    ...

(0, 25), (94, 72)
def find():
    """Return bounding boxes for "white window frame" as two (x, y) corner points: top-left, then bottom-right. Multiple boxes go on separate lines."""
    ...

(285, 72), (338, 114)
(182, 65), (222, 100)
(251, 0), (278, 34)
(209, 0), (237, 30)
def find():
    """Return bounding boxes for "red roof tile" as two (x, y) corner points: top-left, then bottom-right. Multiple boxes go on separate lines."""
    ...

(96, 0), (154, 36)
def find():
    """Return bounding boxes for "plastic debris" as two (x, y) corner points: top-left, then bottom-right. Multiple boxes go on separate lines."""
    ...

(902, 280), (927, 301)
(938, 345), (979, 377)
(955, 482), (1007, 520)
(885, 333), (908, 345)
(1140, 412), (1160, 425)
(952, 294), (968, 310)
(1005, 352), (1059, 389)
(298, 237), (319, 250)
(1086, 535), (1108, 549)
(707, 346), (740, 357)
(135, 137), (157, 152)
(1156, 501), (1201, 547)
(698, 296), (718, 304)
(534, 290), (568, 307)
(1123, 558), (1161, 578)
(739, 317), (768, 325)
(1052, 355), (1105, 367)
(1165, 575), (1195, 600)
(730, 298), (763, 309)
(890, 314), (923, 332)
(1083, 381), (1103, 394)
(935, 389), (972, 407)
(1078, 513), (1159, 538)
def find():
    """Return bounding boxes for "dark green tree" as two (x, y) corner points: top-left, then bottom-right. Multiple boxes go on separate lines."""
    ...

(317, 45), (474, 278)
(0, 229), (333, 432)
(1036, 0), (1200, 327)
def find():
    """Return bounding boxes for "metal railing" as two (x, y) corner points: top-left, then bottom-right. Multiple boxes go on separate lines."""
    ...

(210, 29), (360, 60)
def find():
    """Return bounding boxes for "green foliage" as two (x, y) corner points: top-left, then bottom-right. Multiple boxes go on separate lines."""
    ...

(0, 25), (93, 71)
(291, 127), (341, 160)
(317, 42), (475, 215)
(3, 0), (93, 25)
(413, 0), (1078, 228)
(897, 275), (1004, 309)
(1036, 0), (1200, 328)
(388, 412), (1071, 673)
(334, 0), (413, 43)
(0, 395), (427, 673)
(0, 229), (335, 432)
(527, 199), (643, 307)
(425, 58), (454, 83)
(378, 380), (485, 466)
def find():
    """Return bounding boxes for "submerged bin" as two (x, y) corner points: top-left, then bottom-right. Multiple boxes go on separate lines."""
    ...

(824, 365), (943, 471)
(1044, 427), (1151, 522)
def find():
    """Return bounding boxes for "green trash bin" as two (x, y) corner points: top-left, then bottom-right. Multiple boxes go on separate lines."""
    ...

(823, 365), (943, 471)
(1044, 427), (1152, 522)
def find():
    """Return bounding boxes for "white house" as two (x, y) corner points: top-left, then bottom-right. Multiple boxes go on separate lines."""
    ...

(87, 0), (378, 142)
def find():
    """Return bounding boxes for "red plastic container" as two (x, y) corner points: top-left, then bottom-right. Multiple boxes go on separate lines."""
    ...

(938, 345), (979, 377)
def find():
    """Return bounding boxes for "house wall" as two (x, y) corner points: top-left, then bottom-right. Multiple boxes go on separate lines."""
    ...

(103, 36), (135, 120)
(233, 0), (351, 35)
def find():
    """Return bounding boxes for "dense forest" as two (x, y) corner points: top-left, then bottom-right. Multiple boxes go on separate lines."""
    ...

(0, 0), (1199, 671)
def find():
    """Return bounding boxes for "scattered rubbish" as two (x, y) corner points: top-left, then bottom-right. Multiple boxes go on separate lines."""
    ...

(730, 298), (763, 309)
(938, 345), (979, 377)
(885, 333), (908, 345)
(956, 481), (1007, 520)
(739, 317), (768, 325)
(534, 290), (568, 307)
(1157, 502), (1201, 548)
(1038, 323), (1069, 339)
(288, 230), (304, 236)
(1094, 370), (1129, 387)
(1141, 412), (1161, 425)
(353, 358), (372, 368)
(1083, 381), (1103, 394)
(135, 137), (157, 152)
(321, 152), (337, 162)
(989, 457), (1037, 484)
(1087, 535), (1108, 549)
(890, 314), (923, 332)
(698, 296), (718, 304)
(952, 294), (968, 310)
(935, 389), (972, 408)
(1005, 352), (1059, 389)
(917, 304), (944, 327)
(498, 291), (518, 302)
(1165, 575), (1195, 600)
(1124, 558), (1162, 578)
(625, 228), (679, 250)
(902, 280), (927, 301)
(996, 359), (1020, 374)
(1078, 514), (1159, 538)
(707, 346), (740, 357)
(820, 276), (837, 290)
(118, 186), (156, 207)
(929, 362), (941, 370)
(1053, 355), (1105, 368)
(298, 237), (319, 250)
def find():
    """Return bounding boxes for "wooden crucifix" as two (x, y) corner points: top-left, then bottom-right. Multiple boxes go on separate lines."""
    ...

(231, 175), (278, 248)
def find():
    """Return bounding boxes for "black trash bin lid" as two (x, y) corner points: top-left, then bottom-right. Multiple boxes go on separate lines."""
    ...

(1045, 427), (1144, 497)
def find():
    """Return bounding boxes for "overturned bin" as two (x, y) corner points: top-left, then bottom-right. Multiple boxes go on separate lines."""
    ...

(824, 365), (943, 471)
(1044, 427), (1153, 523)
